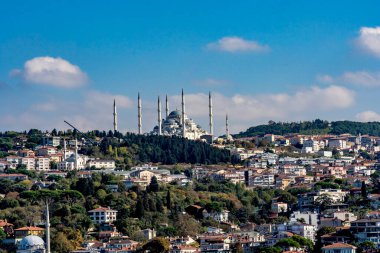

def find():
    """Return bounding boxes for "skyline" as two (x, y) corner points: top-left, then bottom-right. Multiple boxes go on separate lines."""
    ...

(1, 1), (380, 135)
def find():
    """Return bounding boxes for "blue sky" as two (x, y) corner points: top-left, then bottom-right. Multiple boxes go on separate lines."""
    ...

(1, 1), (380, 135)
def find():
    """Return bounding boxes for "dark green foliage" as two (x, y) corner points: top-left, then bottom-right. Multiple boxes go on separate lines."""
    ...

(148, 176), (159, 193)
(236, 119), (380, 137)
(118, 133), (234, 165)
(141, 237), (170, 253)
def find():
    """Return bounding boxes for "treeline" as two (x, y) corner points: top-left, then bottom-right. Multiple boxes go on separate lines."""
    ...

(236, 119), (380, 137)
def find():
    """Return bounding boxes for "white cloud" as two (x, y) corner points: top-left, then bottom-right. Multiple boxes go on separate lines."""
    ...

(168, 85), (355, 134)
(342, 71), (380, 87)
(318, 70), (380, 87)
(357, 27), (380, 58)
(1, 90), (134, 132)
(193, 78), (228, 87)
(316, 74), (334, 84)
(12, 56), (88, 88)
(356, 110), (380, 122)
(206, 36), (269, 53)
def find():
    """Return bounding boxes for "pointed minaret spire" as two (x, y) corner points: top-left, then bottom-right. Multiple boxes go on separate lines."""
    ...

(74, 139), (78, 170)
(181, 89), (186, 138)
(45, 202), (51, 253)
(165, 95), (169, 118)
(113, 99), (117, 132)
(158, 96), (162, 135)
(209, 91), (213, 136)
(138, 93), (142, 134)
(63, 138), (67, 160)
(226, 114), (229, 139)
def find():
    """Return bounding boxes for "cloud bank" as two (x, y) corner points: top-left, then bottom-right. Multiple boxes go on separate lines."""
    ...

(356, 110), (380, 122)
(318, 71), (380, 87)
(357, 27), (380, 58)
(11, 56), (88, 88)
(206, 36), (269, 53)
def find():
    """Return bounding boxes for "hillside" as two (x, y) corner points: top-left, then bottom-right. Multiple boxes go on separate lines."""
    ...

(235, 119), (380, 137)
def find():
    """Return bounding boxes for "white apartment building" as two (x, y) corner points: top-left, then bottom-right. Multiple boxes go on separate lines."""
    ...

(88, 206), (118, 224)
(35, 157), (50, 170)
(302, 139), (324, 153)
(277, 222), (316, 242)
(329, 138), (347, 149)
(203, 210), (229, 223)
(87, 159), (115, 169)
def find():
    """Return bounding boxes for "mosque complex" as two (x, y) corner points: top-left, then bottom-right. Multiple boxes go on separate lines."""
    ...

(113, 90), (233, 142)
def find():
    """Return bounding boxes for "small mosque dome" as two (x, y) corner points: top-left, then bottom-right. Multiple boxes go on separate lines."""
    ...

(19, 235), (45, 250)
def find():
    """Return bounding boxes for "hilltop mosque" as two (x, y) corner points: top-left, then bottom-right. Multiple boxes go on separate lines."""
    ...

(112, 89), (232, 142)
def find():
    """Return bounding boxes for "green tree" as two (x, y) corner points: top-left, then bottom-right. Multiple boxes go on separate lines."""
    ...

(166, 190), (171, 209)
(148, 176), (159, 192)
(361, 181), (368, 199)
(142, 237), (170, 253)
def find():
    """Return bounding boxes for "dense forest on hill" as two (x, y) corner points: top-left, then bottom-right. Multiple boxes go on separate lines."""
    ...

(0, 130), (236, 166)
(235, 119), (380, 137)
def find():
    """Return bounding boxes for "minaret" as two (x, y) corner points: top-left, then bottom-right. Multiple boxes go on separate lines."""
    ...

(74, 139), (78, 170)
(181, 89), (186, 138)
(45, 202), (51, 253)
(113, 99), (117, 132)
(226, 114), (229, 139)
(138, 93), (142, 134)
(209, 91), (213, 136)
(158, 96), (162, 135)
(63, 138), (67, 160)
(165, 95), (169, 118)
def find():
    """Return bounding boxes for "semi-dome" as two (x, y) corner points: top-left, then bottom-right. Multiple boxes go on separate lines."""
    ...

(19, 235), (45, 250)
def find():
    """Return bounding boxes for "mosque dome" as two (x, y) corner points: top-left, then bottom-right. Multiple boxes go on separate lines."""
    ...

(19, 235), (45, 250)
(168, 110), (181, 118)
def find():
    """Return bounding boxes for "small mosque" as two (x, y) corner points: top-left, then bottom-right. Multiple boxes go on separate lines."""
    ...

(17, 235), (46, 253)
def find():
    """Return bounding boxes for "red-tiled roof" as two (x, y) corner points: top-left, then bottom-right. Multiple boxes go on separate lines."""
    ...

(322, 243), (356, 249)
(15, 226), (44, 231)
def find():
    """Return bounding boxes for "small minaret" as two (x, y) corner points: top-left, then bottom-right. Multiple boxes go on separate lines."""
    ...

(181, 89), (186, 138)
(209, 91), (213, 136)
(138, 93), (142, 134)
(113, 99), (117, 133)
(226, 114), (229, 139)
(45, 202), (51, 253)
(158, 96), (162, 135)
(165, 95), (169, 118)
(63, 138), (67, 160)
(74, 139), (78, 170)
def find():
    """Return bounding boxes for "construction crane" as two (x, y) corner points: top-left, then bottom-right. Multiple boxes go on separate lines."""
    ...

(64, 120), (95, 145)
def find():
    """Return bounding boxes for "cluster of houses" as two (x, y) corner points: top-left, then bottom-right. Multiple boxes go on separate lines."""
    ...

(230, 133), (380, 160)
(0, 136), (116, 172)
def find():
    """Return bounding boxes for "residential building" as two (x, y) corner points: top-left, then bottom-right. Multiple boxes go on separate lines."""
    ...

(322, 243), (356, 253)
(88, 207), (118, 225)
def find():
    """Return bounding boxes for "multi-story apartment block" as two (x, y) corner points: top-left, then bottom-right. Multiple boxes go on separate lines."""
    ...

(42, 136), (61, 147)
(351, 218), (380, 248)
(276, 222), (316, 242)
(328, 138), (347, 149)
(87, 159), (116, 169)
(88, 207), (118, 225)
(199, 234), (231, 253)
(35, 157), (50, 170)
